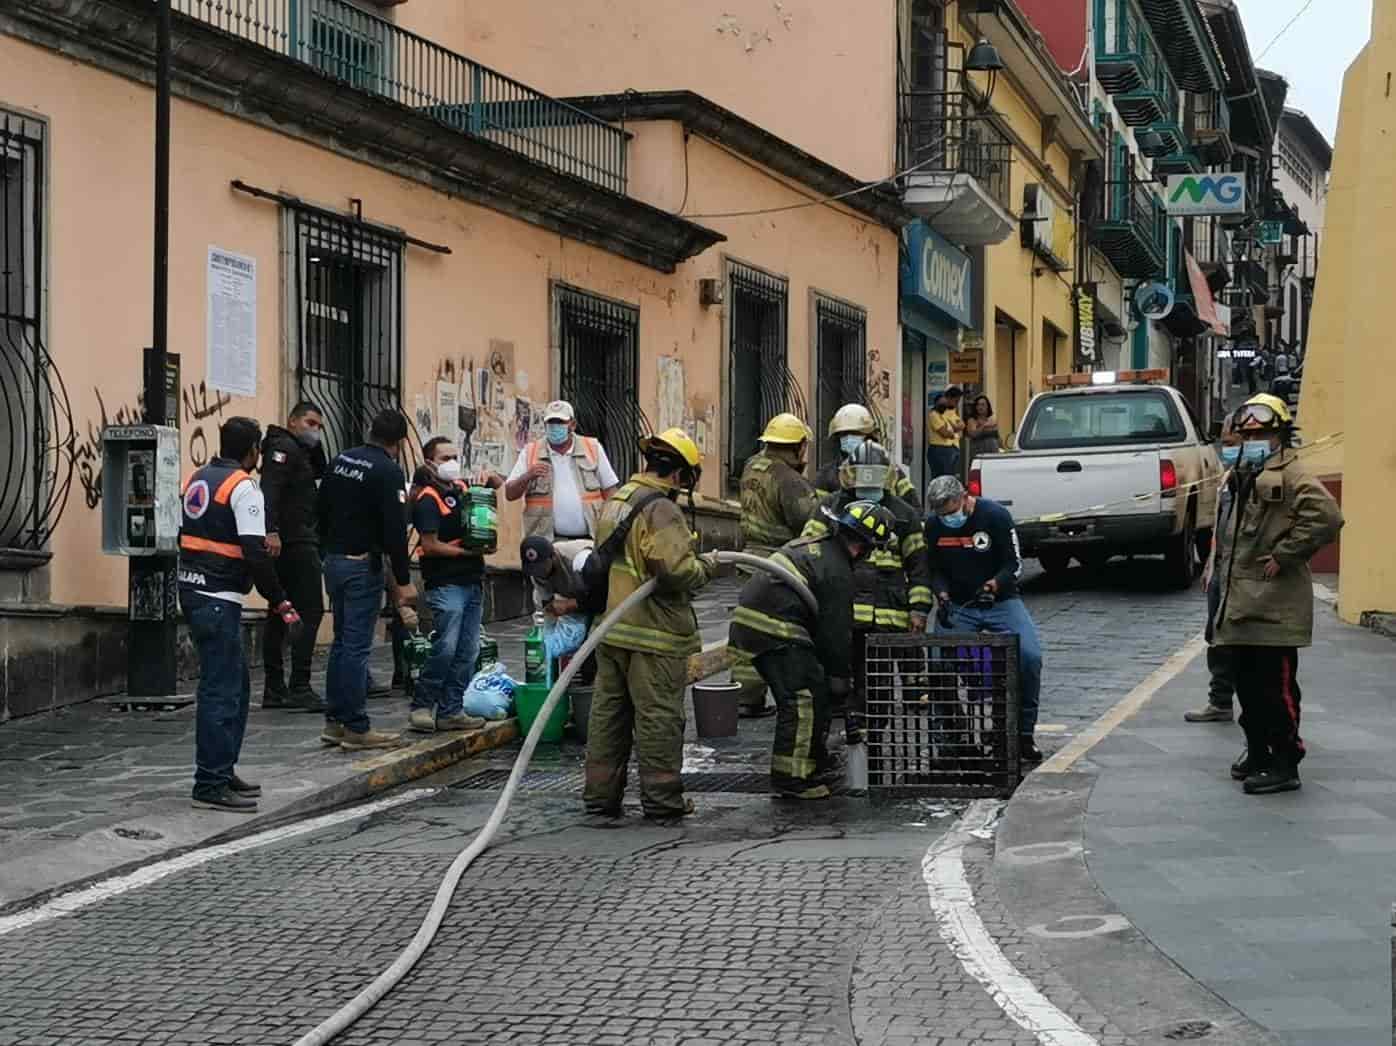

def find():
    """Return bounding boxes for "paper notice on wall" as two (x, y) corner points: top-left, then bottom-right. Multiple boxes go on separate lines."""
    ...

(436, 381), (460, 444)
(474, 439), (507, 474)
(656, 356), (686, 433)
(412, 393), (432, 440)
(206, 247), (257, 397)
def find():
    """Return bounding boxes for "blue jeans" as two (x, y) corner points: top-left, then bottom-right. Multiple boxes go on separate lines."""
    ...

(415, 583), (484, 718)
(324, 554), (383, 734)
(939, 597), (1042, 735)
(927, 445), (961, 480)
(182, 591), (250, 796)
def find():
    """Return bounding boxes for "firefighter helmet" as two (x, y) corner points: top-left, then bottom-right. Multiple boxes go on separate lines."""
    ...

(823, 499), (894, 548)
(827, 403), (877, 438)
(759, 413), (811, 445)
(641, 428), (704, 485)
(838, 440), (892, 492)
(1237, 393), (1293, 429)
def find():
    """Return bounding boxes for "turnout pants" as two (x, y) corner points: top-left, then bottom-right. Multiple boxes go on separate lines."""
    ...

(755, 646), (832, 792)
(1230, 645), (1305, 770)
(263, 542), (324, 691)
(584, 644), (688, 818)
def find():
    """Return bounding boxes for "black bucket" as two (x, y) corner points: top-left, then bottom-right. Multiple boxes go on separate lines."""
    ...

(692, 682), (741, 738)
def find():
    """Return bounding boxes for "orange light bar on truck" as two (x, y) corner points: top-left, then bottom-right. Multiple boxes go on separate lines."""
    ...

(1044, 368), (1169, 388)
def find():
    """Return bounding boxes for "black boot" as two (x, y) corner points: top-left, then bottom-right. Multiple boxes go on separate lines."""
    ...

(1020, 735), (1044, 766)
(262, 680), (292, 709)
(1243, 762), (1301, 795)
(1230, 748), (1262, 780)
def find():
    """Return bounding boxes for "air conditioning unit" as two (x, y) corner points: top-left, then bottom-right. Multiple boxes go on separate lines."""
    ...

(1021, 183), (1069, 271)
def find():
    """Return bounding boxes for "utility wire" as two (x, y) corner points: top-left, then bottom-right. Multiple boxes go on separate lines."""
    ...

(1256, 0), (1317, 61)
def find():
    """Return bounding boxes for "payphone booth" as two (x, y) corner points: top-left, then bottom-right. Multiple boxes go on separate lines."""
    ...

(100, 425), (182, 556)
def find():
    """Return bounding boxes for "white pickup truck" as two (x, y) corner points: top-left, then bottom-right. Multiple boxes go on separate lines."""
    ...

(971, 378), (1220, 588)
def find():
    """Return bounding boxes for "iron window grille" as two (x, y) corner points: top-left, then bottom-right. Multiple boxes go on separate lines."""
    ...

(814, 295), (869, 471)
(0, 109), (74, 552)
(292, 208), (404, 461)
(726, 262), (808, 489)
(554, 285), (647, 483)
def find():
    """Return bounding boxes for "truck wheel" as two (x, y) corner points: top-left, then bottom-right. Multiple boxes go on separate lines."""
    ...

(1037, 550), (1071, 576)
(1165, 511), (1199, 589)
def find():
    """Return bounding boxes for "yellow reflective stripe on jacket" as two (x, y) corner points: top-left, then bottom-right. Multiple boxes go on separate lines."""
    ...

(868, 548), (900, 569)
(801, 516), (831, 540)
(874, 608), (910, 628)
(601, 621), (700, 657)
(852, 604), (875, 625)
(768, 551), (808, 581)
(908, 585), (934, 607)
(731, 605), (811, 644)
(901, 531), (927, 557)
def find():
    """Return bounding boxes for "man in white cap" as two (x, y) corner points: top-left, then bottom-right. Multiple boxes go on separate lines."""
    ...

(505, 400), (620, 554)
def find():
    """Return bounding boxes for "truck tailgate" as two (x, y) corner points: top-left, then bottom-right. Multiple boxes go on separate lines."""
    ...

(978, 450), (1163, 523)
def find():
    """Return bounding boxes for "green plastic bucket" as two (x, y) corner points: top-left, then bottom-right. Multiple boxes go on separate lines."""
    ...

(514, 683), (567, 743)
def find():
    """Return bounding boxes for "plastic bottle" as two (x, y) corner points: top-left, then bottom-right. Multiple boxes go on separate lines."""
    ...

(524, 613), (548, 685)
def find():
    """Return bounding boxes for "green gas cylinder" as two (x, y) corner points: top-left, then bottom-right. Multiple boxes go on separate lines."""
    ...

(462, 486), (498, 554)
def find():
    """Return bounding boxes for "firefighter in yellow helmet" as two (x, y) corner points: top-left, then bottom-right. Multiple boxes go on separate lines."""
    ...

(730, 500), (895, 799)
(733, 413), (819, 717)
(815, 402), (916, 501)
(583, 428), (716, 821)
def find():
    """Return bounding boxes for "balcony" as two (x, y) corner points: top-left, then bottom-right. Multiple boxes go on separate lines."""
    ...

(1092, 179), (1167, 278)
(173, 0), (628, 195)
(898, 91), (1015, 246)
(1137, 0), (1227, 94)
(1189, 92), (1234, 165)
(1095, 0), (1180, 129)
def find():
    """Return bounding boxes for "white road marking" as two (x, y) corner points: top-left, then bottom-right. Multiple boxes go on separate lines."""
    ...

(0, 789), (435, 938)
(923, 800), (1100, 1046)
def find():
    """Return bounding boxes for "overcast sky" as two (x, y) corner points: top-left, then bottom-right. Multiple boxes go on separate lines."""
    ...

(1232, 0), (1373, 143)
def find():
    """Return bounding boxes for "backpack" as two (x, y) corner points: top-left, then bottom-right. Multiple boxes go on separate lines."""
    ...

(577, 489), (668, 617)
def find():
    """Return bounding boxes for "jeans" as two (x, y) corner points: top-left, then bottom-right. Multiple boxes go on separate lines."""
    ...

(324, 554), (383, 734)
(414, 583), (484, 718)
(183, 591), (250, 796)
(939, 597), (1042, 735)
(927, 445), (961, 481)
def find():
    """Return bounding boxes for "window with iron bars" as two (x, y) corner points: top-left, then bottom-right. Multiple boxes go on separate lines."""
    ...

(726, 262), (806, 490)
(292, 208), (404, 461)
(1, 108), (74, 552)
(554, 285), (645, 483)
(814, 295), (869, 471)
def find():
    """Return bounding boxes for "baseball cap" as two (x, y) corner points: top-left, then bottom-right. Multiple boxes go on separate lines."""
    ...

(544, 400), (575, 422)
(520, 536), (555, 578)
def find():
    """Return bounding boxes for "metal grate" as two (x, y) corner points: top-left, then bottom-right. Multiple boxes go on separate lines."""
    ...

(452, 768), (774, 794)
(814, 296), (868, 471)
(864, 632), (1021, 798)
(0, 109), (75, 551)
(726, 263), (808, 487)
(555, 285), (647, 483)
(293, 208), (405, 462)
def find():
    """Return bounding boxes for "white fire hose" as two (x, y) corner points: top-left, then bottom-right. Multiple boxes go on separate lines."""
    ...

(291, 549), (817, 1045)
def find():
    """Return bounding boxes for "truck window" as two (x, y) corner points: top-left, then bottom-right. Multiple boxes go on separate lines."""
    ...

(1018, 391), (1186, 449)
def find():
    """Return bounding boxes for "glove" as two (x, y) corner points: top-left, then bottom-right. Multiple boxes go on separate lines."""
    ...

(397, 605), (419, 631)
(273, 600), (303, 640)
(699, 551), (722, 574)
(828, 676), (851, 701)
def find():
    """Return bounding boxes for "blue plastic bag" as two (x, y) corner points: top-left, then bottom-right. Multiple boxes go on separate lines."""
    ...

(543, 613), (588, 661)
(463, 666), (517, 720)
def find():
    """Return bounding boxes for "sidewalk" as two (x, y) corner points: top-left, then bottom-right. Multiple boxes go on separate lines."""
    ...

(0, 577), (743, 909)
(1071, 598), (1394, 1045)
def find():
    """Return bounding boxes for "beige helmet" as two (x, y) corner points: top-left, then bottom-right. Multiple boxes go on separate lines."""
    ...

(828, 403), (876, 438)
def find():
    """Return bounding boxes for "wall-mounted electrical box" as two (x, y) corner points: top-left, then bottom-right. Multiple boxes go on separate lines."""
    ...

(100, 425), (182, 555)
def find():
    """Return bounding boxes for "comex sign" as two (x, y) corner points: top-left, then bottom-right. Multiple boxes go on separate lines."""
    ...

(902, 222), (973, 329)
(1164, 174), (1245, 216)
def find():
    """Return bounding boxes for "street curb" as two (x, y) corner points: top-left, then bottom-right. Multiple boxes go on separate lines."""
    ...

(993, 772), (1284, 1046)
(1359, 610), (1396, 641)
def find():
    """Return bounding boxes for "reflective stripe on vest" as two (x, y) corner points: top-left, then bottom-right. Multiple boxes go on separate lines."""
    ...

(523, 437), (604, 511)
(179, 534), (244, 558)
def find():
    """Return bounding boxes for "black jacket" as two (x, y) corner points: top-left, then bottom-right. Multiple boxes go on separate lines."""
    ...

(260, 425), (326, 547)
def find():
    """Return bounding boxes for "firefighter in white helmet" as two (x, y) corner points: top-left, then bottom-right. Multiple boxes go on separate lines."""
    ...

(815, 403), (915, 501)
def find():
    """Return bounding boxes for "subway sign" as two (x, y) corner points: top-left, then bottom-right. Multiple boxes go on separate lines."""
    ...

(1163, 174), (1246, 216)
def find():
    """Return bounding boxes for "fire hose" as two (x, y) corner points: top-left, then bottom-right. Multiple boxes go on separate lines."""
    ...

(291, 549), (817, 1046)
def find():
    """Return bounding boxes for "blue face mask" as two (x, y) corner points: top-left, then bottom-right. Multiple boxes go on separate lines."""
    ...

(940, 509), (969, 530)
(1219, 445), (1241, 468)
(546, 423), (570, 446)
(855, 487), (884, 504)
(839, 435), (865, 457)
(1241, 440), (1273, 468)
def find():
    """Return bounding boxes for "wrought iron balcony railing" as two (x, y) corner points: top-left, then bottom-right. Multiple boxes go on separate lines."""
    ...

(173, 0), (628, 194)
(1092, 178), (1167, 278)
(897, 91), (1013, 212)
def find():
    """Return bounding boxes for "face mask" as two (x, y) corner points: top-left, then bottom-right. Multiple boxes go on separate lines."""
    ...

(839, 435), (865, 457)
(1241, 440), (1273, 468)
(1219, 445), (1241, 468)
(855, 487), (884, 504)
(435, 458), (462, 483)
(939, 509), (969, 530)
(546, 423), (570, 446)
(295, 427), (321, 449)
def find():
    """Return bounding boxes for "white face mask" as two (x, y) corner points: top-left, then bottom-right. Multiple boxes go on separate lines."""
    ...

(436, 458), (462, 482)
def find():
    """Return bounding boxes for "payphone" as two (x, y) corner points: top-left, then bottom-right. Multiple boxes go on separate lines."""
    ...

(100, 425), (181, 555)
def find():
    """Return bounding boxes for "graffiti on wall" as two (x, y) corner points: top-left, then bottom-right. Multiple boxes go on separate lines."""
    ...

(73, 381), (233, 509)
(427, 352), (540, 478)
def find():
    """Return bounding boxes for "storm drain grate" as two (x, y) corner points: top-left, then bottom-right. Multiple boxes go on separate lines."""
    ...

(453, 768), (774, 794)
(1162, 1021), (1215, 1040)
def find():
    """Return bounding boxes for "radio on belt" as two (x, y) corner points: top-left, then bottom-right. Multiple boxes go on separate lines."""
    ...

(100, 424), (182, 555)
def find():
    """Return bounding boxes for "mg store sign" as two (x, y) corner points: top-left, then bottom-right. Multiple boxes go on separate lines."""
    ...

(1163, 174), (1246, 216)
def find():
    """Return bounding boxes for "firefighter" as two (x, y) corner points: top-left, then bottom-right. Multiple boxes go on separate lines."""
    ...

(802, 441), (932, 733)
(732, 413), (818, 717)
(583, 428), (716, 822)
(731, 500), (895, 799)
(815, 402), (916, 501)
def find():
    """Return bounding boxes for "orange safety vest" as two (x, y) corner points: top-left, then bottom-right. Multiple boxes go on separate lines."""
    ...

(521, 436), (606, 540)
